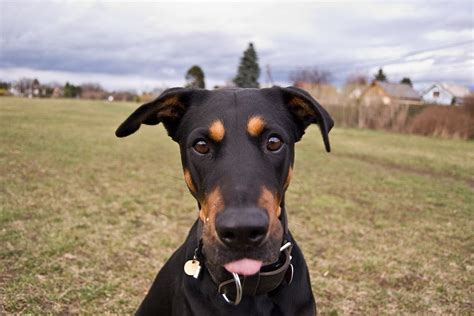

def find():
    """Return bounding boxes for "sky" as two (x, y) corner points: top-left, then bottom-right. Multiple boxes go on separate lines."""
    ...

(0, 0), (473, 92)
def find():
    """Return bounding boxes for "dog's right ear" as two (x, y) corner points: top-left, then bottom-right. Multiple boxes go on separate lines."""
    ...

(279, 86), (334, 152)
(115, 87), (195, 139)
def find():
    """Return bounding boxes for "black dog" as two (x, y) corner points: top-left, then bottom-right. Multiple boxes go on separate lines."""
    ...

(116, 86), (333, 315)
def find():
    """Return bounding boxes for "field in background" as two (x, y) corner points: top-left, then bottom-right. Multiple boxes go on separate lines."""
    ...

(1, 97), (473, 314)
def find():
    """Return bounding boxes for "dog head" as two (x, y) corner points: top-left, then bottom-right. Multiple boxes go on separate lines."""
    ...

(116, 86), (333, 276)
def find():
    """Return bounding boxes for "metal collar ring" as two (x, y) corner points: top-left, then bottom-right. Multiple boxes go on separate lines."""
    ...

(221, 272), (242, 305)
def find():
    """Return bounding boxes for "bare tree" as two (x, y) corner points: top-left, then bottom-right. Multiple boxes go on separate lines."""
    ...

(15, 78), (34, 95)
(80, 83), (108, 100)
(345, 73), (368, 86)
(289, 67), (332, 86)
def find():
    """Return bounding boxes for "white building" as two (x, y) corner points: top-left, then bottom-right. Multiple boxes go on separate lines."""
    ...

(422, 83), (471, 105)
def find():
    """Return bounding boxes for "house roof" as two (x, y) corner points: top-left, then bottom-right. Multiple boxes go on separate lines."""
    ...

(375, 81), (421, 100)
(439, 83), (471, 98)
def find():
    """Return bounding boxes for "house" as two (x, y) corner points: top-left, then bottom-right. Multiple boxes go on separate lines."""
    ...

(8, 86), (21, 96)
(421, 83), (471, 105)
(51, 86), (63, 98)
(342, 83), (369, 101)
(360, 81), (422, 106)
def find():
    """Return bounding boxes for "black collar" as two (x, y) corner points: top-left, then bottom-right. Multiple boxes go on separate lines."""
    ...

(212, 241), (294, 305)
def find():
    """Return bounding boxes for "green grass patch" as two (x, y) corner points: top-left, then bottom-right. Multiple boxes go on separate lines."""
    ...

(1, 97), (473, 314)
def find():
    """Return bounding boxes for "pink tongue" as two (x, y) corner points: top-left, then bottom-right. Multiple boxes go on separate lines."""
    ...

(224, 259), (263, 276)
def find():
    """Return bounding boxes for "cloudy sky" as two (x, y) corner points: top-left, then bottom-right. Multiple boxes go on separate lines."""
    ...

(0, 0), (473, 92)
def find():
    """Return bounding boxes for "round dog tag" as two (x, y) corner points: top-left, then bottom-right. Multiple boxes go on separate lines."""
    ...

(184, 260), (201, 277)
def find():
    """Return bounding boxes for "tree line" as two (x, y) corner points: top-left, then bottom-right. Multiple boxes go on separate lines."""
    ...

(1, 42), (416, 101)
(0, 79), (141, 101)
(187, 43), (414, 90)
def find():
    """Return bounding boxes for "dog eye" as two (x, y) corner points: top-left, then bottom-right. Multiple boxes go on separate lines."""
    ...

(193, 140), (210, 154)
(267, 136), (283, 152)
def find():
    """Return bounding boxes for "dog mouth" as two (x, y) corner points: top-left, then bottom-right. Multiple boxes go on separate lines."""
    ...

(224, 258), (263, 276)
(203, 237), (282, 277)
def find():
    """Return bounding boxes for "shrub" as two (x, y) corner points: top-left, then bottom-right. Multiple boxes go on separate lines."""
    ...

(461, 94), (474, 117)
(408, 106), (473, 139)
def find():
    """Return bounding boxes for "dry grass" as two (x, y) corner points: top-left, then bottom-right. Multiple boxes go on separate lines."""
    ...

(1, 97), (473, 314)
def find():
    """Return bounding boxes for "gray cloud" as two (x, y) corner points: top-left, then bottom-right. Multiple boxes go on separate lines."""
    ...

(0, 1), (472, 90)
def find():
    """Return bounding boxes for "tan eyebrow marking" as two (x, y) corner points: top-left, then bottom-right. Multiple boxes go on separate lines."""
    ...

(247, 115), (265, 137)
(208, 120), (225, 142)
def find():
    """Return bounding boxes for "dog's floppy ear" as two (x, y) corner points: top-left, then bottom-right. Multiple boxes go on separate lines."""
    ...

(280, 86), (334, 152)
(115, 87), (194, 139)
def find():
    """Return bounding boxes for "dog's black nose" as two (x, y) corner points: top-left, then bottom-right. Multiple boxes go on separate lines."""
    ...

(215, 207), (269, 249)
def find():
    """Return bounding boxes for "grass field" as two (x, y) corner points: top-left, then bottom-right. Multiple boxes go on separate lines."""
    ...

(1, 97), (473, 314)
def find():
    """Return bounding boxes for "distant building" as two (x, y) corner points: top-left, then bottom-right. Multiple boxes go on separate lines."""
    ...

(360, 81), (422, 106)
(421, 83), (471, 105)
(8, 87), (21, 96)
(51, 87), (63, 98)
(342, 83), (369, 101)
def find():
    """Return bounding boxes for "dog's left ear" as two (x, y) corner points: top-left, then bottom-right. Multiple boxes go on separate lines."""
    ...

(115, 87), (196, 139)
(280, 86), (334, 152)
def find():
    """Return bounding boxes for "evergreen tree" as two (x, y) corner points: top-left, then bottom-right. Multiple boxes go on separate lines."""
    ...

(64, 82), (81, 98)
(233, 43), (260, 88)
(185, 65), (206, 88)
(400, 77), (413, 87)
(374, 68), (387, 82)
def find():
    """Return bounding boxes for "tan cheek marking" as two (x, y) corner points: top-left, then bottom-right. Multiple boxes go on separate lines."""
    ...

(199, 187), (225, 223)
(284, 166), (293, 190)
(258, 186), (281, 220)
(259, 187), (283, 243)
(247, 116), (265, 137)
(208, 120), (225, 142)
(183, 169), (196, 194)
(200, 188), (225, 248)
